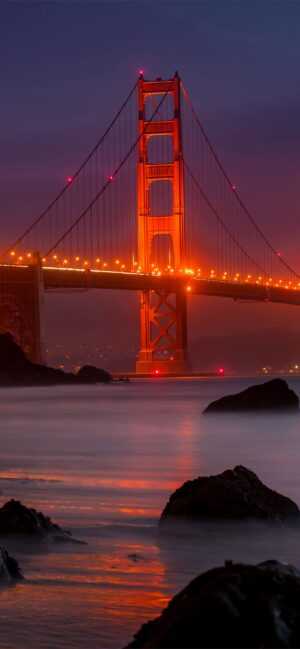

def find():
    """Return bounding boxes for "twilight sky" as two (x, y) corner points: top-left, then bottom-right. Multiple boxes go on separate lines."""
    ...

(1, 0), (300, 372)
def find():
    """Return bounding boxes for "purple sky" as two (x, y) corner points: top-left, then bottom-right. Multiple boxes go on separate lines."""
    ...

(1, 1), (300, 372)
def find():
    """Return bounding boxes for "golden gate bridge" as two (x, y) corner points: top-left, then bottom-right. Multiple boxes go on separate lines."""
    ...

(1, 73), (300, 374)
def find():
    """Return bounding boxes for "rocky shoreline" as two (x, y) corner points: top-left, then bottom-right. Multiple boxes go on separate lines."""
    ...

(0, 333), (112, 386)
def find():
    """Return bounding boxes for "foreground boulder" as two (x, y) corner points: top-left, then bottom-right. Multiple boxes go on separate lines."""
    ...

(0, 333), (112, 386)
(160, 465), (300, 523)
(0, 546), (23, 583)
(204, 378), (299, 413)
(125, 560), (300, 648)
(0, 499), (84, 543)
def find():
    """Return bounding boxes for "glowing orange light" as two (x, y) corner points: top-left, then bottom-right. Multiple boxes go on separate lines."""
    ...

(10, 251), (15, 257)
(27, 252), (32, 258)
(186, 285), (192, 292)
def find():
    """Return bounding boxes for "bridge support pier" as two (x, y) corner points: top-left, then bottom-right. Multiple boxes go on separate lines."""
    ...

(136, 287), (188, 374)
(0, 253), (43, 363)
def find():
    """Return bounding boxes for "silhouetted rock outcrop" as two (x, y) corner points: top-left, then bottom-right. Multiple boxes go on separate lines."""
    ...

(203, 378), (299, 413)
(160, 465), (300, 523)
(0, 547), (23, 586)
(76, 364), (111, 384)
(0, 333), (111, 386)
(125, 560), (300, 648)
(0, 499), (84, 543)
(0, 547), (23, 583)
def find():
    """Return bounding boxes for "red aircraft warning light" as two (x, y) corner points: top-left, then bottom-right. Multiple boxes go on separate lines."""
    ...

(218, 367), (225, 376)
(66, 176), (73, 184)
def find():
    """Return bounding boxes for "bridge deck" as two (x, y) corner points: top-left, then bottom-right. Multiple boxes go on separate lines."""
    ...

(1, 264), (300, 306)
(42, 266), (300, 306)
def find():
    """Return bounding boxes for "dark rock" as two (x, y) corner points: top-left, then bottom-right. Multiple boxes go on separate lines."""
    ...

(0, 333), (111, 386)
(0, 499), (84, 543)
(125, 560), (300, 648)
(203, 378), (299, 413)
(76, 364), (111, 384)
(128, 553), (144, 562)
(0, 546), (23, 583)
(160, 465), (300, 523)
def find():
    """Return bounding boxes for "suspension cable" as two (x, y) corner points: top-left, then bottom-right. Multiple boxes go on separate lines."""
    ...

(45, 90), (169, 256)
(181, 80), (300, 279)
(3, 78), (139, 258)
(184, 161), (267, 277)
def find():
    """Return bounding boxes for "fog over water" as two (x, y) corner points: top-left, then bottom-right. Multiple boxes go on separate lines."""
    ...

(1, 378), (300, 648)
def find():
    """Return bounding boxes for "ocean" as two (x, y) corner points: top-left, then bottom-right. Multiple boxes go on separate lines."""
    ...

(0, 377), (300, 648)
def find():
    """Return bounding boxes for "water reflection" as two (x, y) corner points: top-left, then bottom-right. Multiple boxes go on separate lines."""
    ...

(0, 379), (300, 648)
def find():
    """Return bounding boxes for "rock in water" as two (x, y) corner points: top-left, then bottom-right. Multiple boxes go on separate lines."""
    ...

(76, 364), (111, 384)
(125, 560), (300, 648)
(0, 547), (23, 583)
(0, 499), (84, 543)
(160, 465), (300, 523)
(203, 378), (299, 413)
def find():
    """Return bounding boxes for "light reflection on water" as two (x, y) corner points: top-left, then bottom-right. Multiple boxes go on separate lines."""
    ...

(0, 378), (300, 648)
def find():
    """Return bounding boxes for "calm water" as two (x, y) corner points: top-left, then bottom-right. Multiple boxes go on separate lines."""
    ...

(1, 378), (300, 648)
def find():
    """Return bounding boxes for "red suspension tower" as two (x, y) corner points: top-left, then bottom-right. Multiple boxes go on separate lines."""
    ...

(136, 73), (189, 375)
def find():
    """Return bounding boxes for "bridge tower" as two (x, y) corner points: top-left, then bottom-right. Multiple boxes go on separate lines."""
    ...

(0, 253), (43, 364)
(136, 73), (189, 375)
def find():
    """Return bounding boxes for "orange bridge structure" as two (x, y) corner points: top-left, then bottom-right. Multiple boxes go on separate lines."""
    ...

(1, 73), (300, 373)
